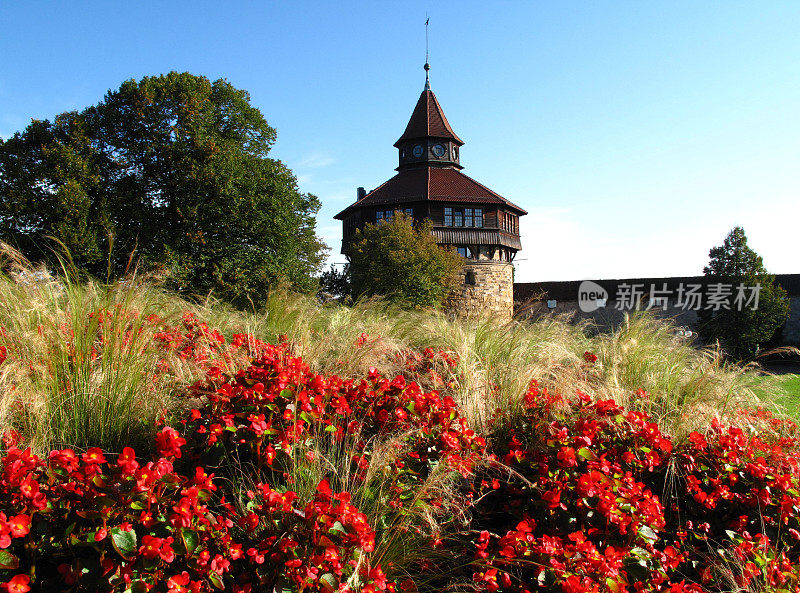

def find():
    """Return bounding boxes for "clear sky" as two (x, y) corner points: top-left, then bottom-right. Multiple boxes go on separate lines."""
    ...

(1, 1), (798, 282)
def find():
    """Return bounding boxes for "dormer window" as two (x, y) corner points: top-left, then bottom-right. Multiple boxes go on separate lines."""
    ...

(444, 207), (483, 228)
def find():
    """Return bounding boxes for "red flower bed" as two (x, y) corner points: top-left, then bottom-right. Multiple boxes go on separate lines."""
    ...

(0, 341), (483, 592)
(1, 335), (800, 592)
(460, 382), (800, 593)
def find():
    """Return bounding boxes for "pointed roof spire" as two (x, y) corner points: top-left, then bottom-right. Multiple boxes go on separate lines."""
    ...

(424, 16), (431, 90)
(393, 17), (463, 147)
(393, 89), (464, 147)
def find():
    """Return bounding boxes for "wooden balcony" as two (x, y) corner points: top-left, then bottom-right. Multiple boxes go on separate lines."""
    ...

(430, 226), (521, 250)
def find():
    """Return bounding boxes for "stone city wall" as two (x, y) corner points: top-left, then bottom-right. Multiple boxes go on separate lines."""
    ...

(515, 275), (800, 346)
(783, 296), (800, 344)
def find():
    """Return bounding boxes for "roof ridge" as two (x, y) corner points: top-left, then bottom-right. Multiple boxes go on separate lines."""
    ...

(427, 91), (433, 137)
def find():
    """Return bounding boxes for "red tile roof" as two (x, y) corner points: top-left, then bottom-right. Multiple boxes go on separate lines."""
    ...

(334, 167), (527, 219)
(394, 90), (464, 147)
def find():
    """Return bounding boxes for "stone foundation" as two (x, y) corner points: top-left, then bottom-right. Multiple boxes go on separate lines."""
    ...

(446, 261), (514, 320)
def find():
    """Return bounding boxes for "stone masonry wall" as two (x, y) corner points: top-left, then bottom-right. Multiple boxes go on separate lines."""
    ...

(515, 276), (800, 346)
(518, 299), (699, 330)
(517, 297), (800, 346)
(784, 296), (800, 345)
(446, 261), (514, 321)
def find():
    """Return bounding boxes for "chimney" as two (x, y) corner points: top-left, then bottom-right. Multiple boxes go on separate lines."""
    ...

(356, 187), (366, 202)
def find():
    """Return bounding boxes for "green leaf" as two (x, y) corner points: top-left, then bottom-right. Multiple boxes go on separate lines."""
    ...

(0, 550), (19, 570)
(181, 528), (199, 555)
(127, 581), (150, 593)
(329, 520), (347, 534)
(725, 529), (741, 541)
(577, 447), (597, 461)
(111, 526), (137, 558)
(320, 573), (338, 592)
(64, 521), (77, 537)
(630, 547), (650, 560)
(638, 525), (658, 544)
(208, 572), (225, 590)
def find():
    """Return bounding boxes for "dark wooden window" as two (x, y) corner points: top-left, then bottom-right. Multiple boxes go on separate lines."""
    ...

(501, 212), (517, 233)
(376, 208), (413, 223)
(456, 246), (474, 259)
(444, 207), (483, 228)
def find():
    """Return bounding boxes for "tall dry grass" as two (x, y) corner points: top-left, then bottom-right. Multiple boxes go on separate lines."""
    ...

(0, 242), (784, 455)
(0, 246), (187, 453)
(1, 245), (792, 591)
(238, 292), (771, 440)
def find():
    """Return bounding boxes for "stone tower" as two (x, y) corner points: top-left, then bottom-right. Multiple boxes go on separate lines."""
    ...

(334, 65), (526, 319)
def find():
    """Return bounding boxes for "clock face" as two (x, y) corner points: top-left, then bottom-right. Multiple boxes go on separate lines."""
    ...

(412, 144), (424, 158)
(432, 143), (445, 157)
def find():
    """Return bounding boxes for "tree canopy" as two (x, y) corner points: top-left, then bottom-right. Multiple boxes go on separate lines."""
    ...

(697, 226), (789, 360)
(0, 72), (326, 306)
(345, 214), (463, 309)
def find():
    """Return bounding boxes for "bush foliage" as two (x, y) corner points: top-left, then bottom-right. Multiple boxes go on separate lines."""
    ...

(345, 214), (463, 309)
(1, 257), (798, 592)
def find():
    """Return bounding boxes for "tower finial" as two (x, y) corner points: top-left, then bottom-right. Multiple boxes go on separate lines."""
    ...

(424, 15), (430, 90)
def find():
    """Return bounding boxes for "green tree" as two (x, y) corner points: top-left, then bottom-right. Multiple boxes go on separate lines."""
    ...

(0, 72), (326, 306)
(346, 214), (463, 309)
(697, 226), (789, 360)
(318, 264), (351, 302)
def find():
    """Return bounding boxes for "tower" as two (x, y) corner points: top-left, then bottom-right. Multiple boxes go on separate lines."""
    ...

(334, 64), (526, 319)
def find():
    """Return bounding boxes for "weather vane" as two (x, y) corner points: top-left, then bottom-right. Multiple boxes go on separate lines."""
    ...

(424, 15), (431, 90)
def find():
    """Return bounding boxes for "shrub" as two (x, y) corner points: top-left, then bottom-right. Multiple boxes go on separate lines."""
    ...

(346, 214), (463, 310)
(1, 274), (798, 592)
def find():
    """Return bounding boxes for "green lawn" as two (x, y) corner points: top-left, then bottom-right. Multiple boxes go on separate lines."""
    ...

(755, 374), (800, 419)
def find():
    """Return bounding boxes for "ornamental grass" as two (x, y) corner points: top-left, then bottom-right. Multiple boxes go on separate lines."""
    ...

(0, 242), (780, 454)
(1, 243), (797, 592)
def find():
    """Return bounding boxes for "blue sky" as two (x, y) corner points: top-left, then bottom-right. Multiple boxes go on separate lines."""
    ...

(1, 2), (797, 282)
